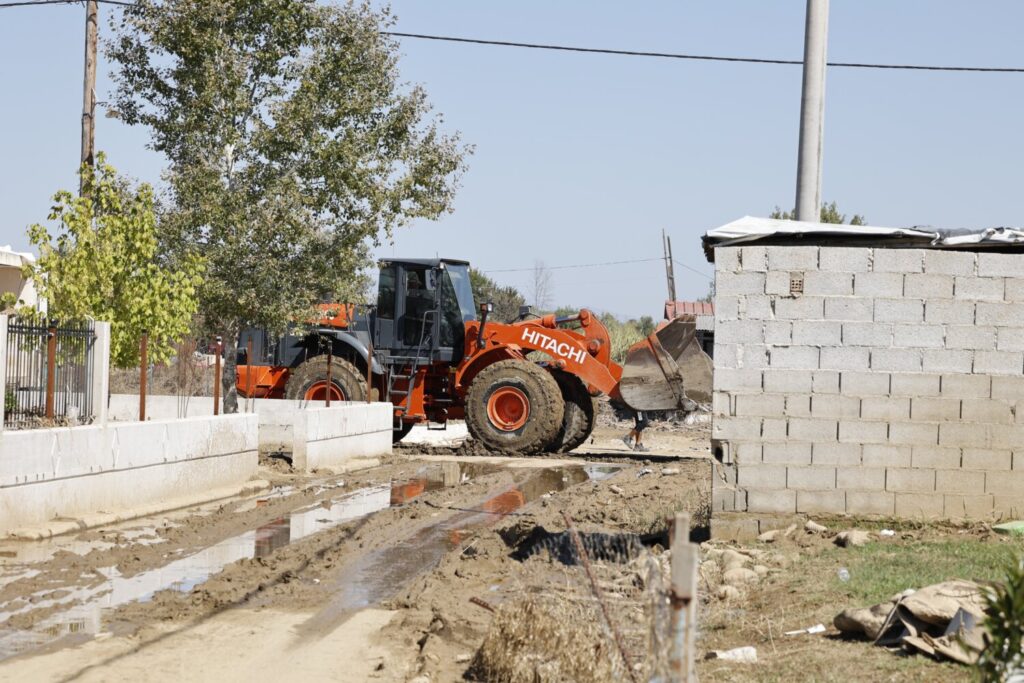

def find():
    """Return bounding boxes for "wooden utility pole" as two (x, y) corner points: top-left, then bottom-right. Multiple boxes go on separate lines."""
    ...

(80, 0), (98, 193)
(794, 0), (830, 222)
(663, 230), (677, 304)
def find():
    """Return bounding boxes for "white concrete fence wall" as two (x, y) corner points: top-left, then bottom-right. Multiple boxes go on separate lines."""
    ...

(711, 245), (1024, 525)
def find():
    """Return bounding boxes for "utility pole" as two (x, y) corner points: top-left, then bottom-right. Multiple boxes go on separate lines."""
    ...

(794, 0), (829, 222)
(80, 0), (98, 194)
(662, 229), (677, 304)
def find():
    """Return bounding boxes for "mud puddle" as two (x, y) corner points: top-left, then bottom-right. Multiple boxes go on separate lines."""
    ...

(0, 460), (506, 662)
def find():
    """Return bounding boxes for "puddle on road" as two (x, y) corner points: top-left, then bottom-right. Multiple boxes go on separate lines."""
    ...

(0, 461), (617, 661)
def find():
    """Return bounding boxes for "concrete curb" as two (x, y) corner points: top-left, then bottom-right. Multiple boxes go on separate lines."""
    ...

(309, 457), (382, 476)
(5, 479), (272, 541)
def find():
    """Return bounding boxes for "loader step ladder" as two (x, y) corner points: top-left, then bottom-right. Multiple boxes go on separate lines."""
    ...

(388, 310), (436, 432)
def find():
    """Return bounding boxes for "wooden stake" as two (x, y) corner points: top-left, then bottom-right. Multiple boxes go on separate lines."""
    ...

(670, 512), (699, 683)
(213, 336), (222, 416)
(79, 0), (98, 193)
(139, 331), (148, 421)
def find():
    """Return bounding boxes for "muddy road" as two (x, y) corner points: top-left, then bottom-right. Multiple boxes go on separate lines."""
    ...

(0, 420), (711, 682)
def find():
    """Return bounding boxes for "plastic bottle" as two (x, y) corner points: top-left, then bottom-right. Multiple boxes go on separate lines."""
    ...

(837, 567), (851, 582)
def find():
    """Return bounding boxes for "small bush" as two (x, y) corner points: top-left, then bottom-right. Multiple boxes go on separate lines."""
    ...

(978, 555), (1024, 681)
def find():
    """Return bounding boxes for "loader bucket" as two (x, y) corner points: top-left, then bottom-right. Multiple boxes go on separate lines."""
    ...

(618, 315), (713, 412)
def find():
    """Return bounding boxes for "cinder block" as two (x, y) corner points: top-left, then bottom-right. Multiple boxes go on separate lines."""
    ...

(985, 470), (1024, 496)
(787, 466), (836, 490)
(961, 399), (1013, 424)
(739, 246), (767, 271)
(871, 348), (922, 372)
(784, 394), (812, 417)
(762, 442), (812, 465)
(911, 398), (961, 422)
(746, 489), (797, 514)
(715, 369), (763, 392)
(768, 346), (820, 370)
(875, 298), (924, 323)
(1016, 452), (1024, 469)
(990, 424), (1024, 449)
(936, 469), (985, 494)
(873, 248), (924, 273)
(763, 369), (812, 393)
(765, 271), (791, 296)
(863, 444), (912, 468)
(955, 277), (1004, 301)
(715, 295), (741, 321)
(717, 271), (766, 295)
(853, 272), (904, 298)
(737, 464), (787, 489)
(796, 489), (846, 514)
(768, 246), (819, 271)
(977, 302), (1024, 325)
(788, 418), (838, 441)
(923, 349), (974, 374)
(887, 468), (936, 493)
(792, 320), (842, 346)
(803, 271), (853, 296)
(821, 346), (870, 371)
(842, 322), (893, 347)
(924, 300), (975, 325)
(824, 297), (874, 322)
(742, 296), (774, 320)
(905, 273), (954, 299)
(715, 247), (741, 271)
(763, 320), (792, 344)
(996, 328), (1024, 353)
(840, 371), (891, 396)
(946, 325), (996, 351)
(925, 250), (976, 276)
(714, 344), (742, 370)
(911, 446), (961, 469)
(837, 467), (886, 490)
(712, 416), (762, 440)
(861, 397), (910, 421)
(890, 422), (939, 446)
(891, 373), (942, 397)
(762, 418), (788, 440)
(847, 490), (895, 515)
(713, 486), (738, 512)
(941, 374), (991, 398)
(962, 449), (1011, 471)
(939, 423), (989, 448)
(893, 324), (945, 349)
(992, 376), (1024, 400)
(735, 394), (786, 417)
(712, 392), (732, 416)
(733, 442), (762, 465)
(716, 320), (764, 345)
(737, 345), (770, 370)
(812, 371), (840, 393)
(774, 296), (825, 320)
(839, 421), (888, 444)
(944, 494), (995, 520)
(894, 492), (945, 518)
(813, 442), (861, 466)
(974, 351), (1024, 376)
(1005, 278), (1024, 302)
(978, 253), (1024, 278)
(820, 247), (870, 273)
(810, 394), (861, 419)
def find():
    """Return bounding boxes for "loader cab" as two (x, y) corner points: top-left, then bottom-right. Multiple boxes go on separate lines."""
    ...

(374, 258), (476, 363)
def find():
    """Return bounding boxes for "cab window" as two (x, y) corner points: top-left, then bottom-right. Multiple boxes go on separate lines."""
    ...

(377, 265), (396, 320)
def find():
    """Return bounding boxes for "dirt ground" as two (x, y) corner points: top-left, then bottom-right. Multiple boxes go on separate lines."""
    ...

(0, 415), (1016, 682)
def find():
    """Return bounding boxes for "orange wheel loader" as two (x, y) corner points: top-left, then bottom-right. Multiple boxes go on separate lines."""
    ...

(237, 258), (712, 454)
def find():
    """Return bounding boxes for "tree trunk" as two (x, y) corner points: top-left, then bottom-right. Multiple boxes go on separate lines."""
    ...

(222, 333), (239, 414)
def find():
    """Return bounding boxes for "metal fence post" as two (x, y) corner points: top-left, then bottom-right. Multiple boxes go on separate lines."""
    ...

(45, 322), (57, 420)
(366, 342), (373, 403)
(670, 512), (699, 683)
(213, 336), (222, 416)
(139, 331), (148, 421)
(0, 315), (8, 433)
(91, 321), (110, 426)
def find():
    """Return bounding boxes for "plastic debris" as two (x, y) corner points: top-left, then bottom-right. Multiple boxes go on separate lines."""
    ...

(879, 529), (896, 537)
(784, 623), (827, 636)
(837, 567), (851, 582)
(706, 646), (757, 663)
(805, 520), (827, 533)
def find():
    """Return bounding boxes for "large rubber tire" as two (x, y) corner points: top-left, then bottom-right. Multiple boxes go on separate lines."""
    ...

(393, 421), (415, 444)
(465, 360), (564, 454)
(548, 370), (598, 453)
(284, 356), (367, 403)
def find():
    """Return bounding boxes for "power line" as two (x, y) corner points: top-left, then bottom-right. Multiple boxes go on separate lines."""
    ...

(673, 259), (713, 281)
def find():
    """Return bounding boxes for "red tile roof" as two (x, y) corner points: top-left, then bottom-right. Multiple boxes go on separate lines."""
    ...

(665, 300), (714, 319)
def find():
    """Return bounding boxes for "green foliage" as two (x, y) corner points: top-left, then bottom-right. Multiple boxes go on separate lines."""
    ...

(108, 0), (469, 336)
(770, 201), (866, 225)
(978, 555), (1024, 681)
(599, 312), (646, 364)
(26, 156), (203, 368)
(469, 268), (526, 323)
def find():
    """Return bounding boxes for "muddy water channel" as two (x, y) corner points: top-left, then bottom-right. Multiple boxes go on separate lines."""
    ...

(0, 461), (616, 662)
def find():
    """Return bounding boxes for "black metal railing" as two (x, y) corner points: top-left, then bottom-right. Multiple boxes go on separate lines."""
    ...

(5, 319), (96, 428)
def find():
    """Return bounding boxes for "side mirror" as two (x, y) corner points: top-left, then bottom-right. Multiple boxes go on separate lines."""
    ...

(480, 301), (494, 315)
(518, 305), (532, 320)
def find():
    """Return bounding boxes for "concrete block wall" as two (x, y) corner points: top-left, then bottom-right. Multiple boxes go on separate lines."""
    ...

(712, 246), (1024, 522)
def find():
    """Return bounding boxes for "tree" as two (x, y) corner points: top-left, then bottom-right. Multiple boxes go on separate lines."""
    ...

(108, 0), (469, 411)
(26, 155), (203, 368)
(530, 261), (554, 311)
(770, 201), (866, 225)
(469, 268), (525, 323)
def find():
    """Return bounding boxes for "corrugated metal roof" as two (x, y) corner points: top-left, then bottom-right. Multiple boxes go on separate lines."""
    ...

(665, 300), (714, 319)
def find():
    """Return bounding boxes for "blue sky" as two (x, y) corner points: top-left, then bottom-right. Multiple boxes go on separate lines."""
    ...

(1, 1), (1022, 319)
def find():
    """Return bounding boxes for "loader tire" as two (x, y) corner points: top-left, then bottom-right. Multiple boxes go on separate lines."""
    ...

(393, 421), (415, 444)
(285, 356), (367, 403)
(547, 371), (598, 453)
(465, 360), (564, 454)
